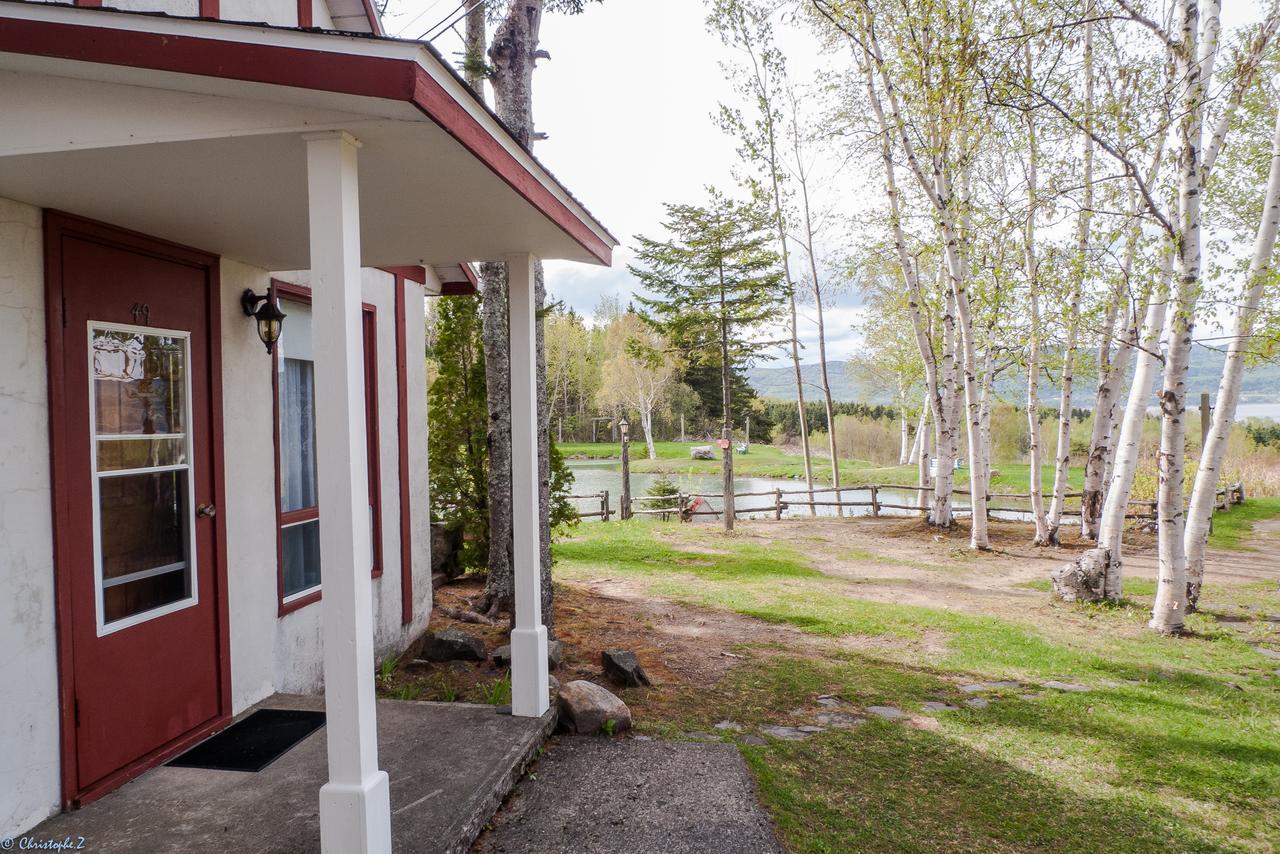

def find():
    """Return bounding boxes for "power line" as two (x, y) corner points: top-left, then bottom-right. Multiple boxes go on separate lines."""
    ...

(421, 0), (487, 42)
(391, 0), (450, 38)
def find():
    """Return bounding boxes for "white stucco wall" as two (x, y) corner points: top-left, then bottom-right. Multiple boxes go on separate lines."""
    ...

(0, 198), (60, 838)
(231, 266), (432, 700)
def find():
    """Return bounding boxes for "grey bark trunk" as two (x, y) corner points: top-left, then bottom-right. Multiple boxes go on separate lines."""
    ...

(480, 0), (554, 627)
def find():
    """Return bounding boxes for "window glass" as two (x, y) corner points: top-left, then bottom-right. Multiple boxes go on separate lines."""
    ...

(91, 327), (194, 628)
(275, 295), (379, 604)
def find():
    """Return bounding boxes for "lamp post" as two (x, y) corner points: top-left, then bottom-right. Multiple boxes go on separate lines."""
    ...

(619, 415), (632, 521)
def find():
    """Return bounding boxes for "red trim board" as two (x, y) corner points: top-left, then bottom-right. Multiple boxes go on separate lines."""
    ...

(0, 16), (613, 265)
(393, 271), (415, 624)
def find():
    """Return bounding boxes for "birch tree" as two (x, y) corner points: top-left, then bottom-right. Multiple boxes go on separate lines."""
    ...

(818, 0), (993, 547)
(1186, 96), (1280, 606)
(710, 0), (817, 501)
(596, 314), (677, 460)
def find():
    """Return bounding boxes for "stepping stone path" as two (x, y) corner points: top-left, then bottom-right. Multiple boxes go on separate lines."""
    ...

(964, 697), (989, 709)
(921, 701), (958, 713)
(760, 724), (815, 741)
(714, 720), (743, 732)
(815, 712), (863, 728)
(740, 735), (767, 747)
(867, 706), (905, 720)
(1042, 680), (1091, 692)
(1250, 644), (1280, 660)
(816, 695), (851, 708)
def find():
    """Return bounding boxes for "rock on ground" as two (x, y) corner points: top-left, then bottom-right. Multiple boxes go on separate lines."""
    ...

(602, 649), (652, 687)
(492, 640), (564, 670)
(1051, 547), (1111, 603)
(419, 628), (485, 662)
(476, 738), (782, 854)
(557, 680), (632, 735)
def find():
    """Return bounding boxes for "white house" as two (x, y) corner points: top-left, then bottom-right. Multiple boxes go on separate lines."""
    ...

(0, 0), (616, 849)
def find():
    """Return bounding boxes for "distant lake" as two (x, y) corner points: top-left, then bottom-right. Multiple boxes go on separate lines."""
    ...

(564, 459), (1046, 523)
(1236, 402), (1280, 421)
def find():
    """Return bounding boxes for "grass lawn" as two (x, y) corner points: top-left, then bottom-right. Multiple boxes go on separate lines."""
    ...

(552, 520), (1280, 852)
(561, 441), (1085, 495)
(1207, 495), (1280, 551)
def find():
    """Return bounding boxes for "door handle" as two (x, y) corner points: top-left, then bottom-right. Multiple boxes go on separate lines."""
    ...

(197, 504), (217, 518)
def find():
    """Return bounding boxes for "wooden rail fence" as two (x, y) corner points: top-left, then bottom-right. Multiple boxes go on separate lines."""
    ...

(568, 482), (1248, 525)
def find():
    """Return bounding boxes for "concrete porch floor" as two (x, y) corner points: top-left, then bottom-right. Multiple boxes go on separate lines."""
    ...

(31, 695), (556, 854)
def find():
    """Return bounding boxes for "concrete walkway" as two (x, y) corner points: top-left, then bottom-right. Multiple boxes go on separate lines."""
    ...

(30, 696), (554, 854)
(476, 737), (782, 854)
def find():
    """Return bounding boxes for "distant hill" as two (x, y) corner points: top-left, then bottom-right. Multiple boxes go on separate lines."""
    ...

(747, 352), (1280, 406)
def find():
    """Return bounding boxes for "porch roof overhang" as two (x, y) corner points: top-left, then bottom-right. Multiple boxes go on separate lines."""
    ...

(0, 1), (617, 270)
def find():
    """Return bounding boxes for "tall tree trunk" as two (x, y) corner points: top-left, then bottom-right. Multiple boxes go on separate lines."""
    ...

(793, 127), (842, 496)
(719, 261), (735, 533)
(464, 0), (488, 96)
(1022, 33), (1050, 545)
(1047, 11), (1093, 545)
(480, 264), (513, 614)
(480, 0), (554, 626)
(899, 384), (912, 465)
(935, 284), (958, 527)
(1184, 103), (1280, 607)
(1098, 252), (1172, 599)
(1151, 0), (1215, 634)
(860, 50), (951, 525)
(788, 294), (815, 513)
(907, 404), (926, 464)
(917, 406), (932, 514)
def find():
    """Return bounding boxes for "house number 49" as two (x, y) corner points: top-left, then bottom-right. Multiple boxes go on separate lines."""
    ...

(131, 303), (151, 325)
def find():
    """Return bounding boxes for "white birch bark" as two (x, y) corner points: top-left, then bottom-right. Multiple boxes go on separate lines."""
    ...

(1021, 32), (1050, 545)
(917, 407), (932, 514)
(859, 47), (953, 525)
(907, 405), (926, 464)
(1150, 0), (1215, 634)
(1099, 255), (1171, 599)
(1048, 12), (1094, 543)
(1184, 103), (1280, 606)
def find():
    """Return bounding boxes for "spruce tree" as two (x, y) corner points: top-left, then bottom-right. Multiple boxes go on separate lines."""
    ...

(631, 188), (785, 530)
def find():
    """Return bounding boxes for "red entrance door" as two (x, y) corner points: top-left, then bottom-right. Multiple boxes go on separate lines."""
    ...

(47, 213), (229, 805)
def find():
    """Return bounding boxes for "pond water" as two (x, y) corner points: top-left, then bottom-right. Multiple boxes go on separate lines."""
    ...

(565, 459), (1043, 522)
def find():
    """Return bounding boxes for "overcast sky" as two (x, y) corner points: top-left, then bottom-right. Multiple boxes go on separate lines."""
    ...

(381, 0), (1269, 363)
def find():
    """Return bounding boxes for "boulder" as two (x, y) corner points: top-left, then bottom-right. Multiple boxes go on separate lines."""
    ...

(430, 523), (465, 580)
(601, 649), (652, 687)
(1051, 547), (1110, 603)
(491, 640), (564, 670)
(557, 680), (632, 735)
(419, 628), (485, 663)
(690, 445), (716, 460)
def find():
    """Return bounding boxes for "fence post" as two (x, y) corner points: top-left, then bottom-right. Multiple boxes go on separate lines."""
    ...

(774, 488), (783, 521)
(602, 490), (611, 522)
(870, 484), (880, 518)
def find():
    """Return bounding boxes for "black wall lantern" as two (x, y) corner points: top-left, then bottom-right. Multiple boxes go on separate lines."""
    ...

(241, 283), (287, 355)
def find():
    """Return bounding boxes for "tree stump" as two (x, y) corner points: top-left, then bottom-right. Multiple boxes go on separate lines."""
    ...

(1051, 547), (1111, 603)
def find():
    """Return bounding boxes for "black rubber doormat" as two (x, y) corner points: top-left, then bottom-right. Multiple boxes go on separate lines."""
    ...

(168, 709), (326, 772)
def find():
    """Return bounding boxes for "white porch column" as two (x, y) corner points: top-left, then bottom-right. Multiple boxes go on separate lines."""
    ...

(305, 130), (392, 854)
(506, 253), (550, 717)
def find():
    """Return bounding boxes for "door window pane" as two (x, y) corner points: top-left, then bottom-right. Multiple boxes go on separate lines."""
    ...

(91, 325), (195, 629)
(98, 470), (190, 582)
(97, 437), (187, 471)
(93, 330), (186, 435)
(282, 520), (321, 598)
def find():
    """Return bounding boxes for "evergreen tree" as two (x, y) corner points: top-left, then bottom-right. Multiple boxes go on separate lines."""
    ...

(427, 295), (489, 569)
(631, 188), (785, 530)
